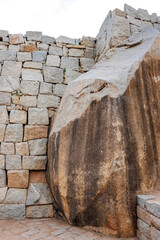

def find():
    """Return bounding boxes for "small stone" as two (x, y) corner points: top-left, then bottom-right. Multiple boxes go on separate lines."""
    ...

(0, 169), (6, 187)
(0, 30), (8, 38)
(21, 80), (39, 96)
(0, 93), (11, 105)
(81, 36), (96, 48)
(15, 142), (29, 156)
(49, 46), (62, 56)
(85, 47), (94, 58)
(137, 195), (156, 209)
(0, 204), (25, 219)
(0, 76), (20, 93)
(6, 155), (21, 170)
(0, 50), (16, 61)
(22, 156), (47, 170)
(9, 34), (24, 45)
(150, 13), (158, 23)
(137, 219), (151, 238)
(40, 82), (52, 94)
(46, 55), (60, 67)
(63, 46), (68, 57)
(30, 171), (47, 183)
(137, 8), (150, 21)
(9, 45), (20, 52)
(22, 68), (43, 82)
(23, 62), (42, 69)
(33, 51), (47, 63)
(113, 8), (126, 18)
(24, 125), (48, 141)
(37, 43), (49, 51)
(146, 200), (160, 218)
(153, 23), (160, 31)
(130, 25), (140, 35)
(61, 57), (79, 71)
(42, 35), (55, 44)
(55, 84), (67, 97)
(0, 106), (8, 123)
(0, 187), (7, 203)
(20, 96), (37, 107)
(26, 31), (42, 41)
(28, 108), (49, 125)
(43, 66), (63, 83)
(150, 215), (160, 231)
(28, 138), (47, 156)
(0, 124), (6, 142)
(20, 43), (37, 52)
(0, 155), (5, 169)
(124, 4), (138, 18)
(12, 95), (20, 105)
(1, 61), (22, 77)
(151, 227), (160, 239)
(5, 188), (27, 204)
(10, 110), (27, 124)
(137, 206), (151, 225)
(69, 49), (84, 57)
(56, 36), (76, 45)
(38, 94), (59, 108)
(17, 52), (32, 62)
(1, 142), (14, 155)
(0, 45), (7, 50)
(26, 204), (54, 218)
(4, 124), (23, 142)
(8, 170), (29, 188)
(80, 58), (95, 71)
(65, 69), (82, 84)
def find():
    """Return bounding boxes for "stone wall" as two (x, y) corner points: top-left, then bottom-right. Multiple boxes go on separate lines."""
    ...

(137, 194), (160, 239)
(0, 30), (95, 219)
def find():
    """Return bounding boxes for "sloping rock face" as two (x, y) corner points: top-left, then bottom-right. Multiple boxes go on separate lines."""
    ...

(47, 26), (160, 237)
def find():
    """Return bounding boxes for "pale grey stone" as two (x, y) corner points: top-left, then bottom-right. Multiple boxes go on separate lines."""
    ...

(37, 43), (49, 51)
(0, 50), (16, 61)
(22, 156), (47, 170)
(0, 204), (25, 219)
(0, 187), (7, 203)
(20, 96), (37, 107)
(63, 45), (68, 57)
(1, 61), (22, 77)
(127, 15), (142, 27)
(153, 23), (160, 31)
(150, 13), (158, 23)
(26, 183), (53, 206)
(141, 21), (153, 28)
(26, 205), (54, 218)
(5, 189), (27, 204)
(22, 68), (43, 82)
(43, 66), (63, 83)
(46, 55), (60, 67)
(137, 195), (156, 209)
(56, 36), (76, 45)
(0, 93), (11, 105)
(137, 8), (150, 21)
(130, 25), (139, 35)
(40, 82), (52, 94)
(42, 35), (55, 44)
(64, 69), (82, 84)
(17, 52), (32, 62)
(38, 94), (60, 108)
(0, 170), (6, 187)
(28, 138), (47, 156)
(28, 108), (49, 125)
(151, 227), (160, 240)
(69, 49), (84, 57)
(124, 4), (138, 18)
(26, 31), (42, 41)
(5, 124), (23, 143)
(0, 155), (5, 169)
(23, 62), (42, 69)
(0, 106), (8, 124)
(55, 84), (67, 97)
(9, 45), (20, 52)
(0, 124), (6, 142)
(1, 143), (14, 155)
(85, 47), (94, 58)
(81, 36), (96, 48)
(80, 58), (95, 71)
(0, 76), (20, 93)
(158, 16), (160, 24)
(49, 46), (62, 56)
(137, 219), (151, 238)
(21, 80), (39, 95)
(3, 37), (9, 42)
(10, 110), (27, 124)
(61, 57), (79, 71)
(0, 30), (8, 38)
(6, 155), (21, 170)
(33, 51), (47, 63)
(146, 201), (160, 218)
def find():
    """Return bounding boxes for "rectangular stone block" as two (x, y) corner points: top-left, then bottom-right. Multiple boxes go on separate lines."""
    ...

(43, 66), (63, 83)
(0, 30), (8, 38)
(0, 93), (11, 105)
(46, 55), (60, 67)
(22, 156), (47, 170)
(0, 76), (20, 93)
(23, 62), (42, 69)
(80, 58), (95, 71)
(15, 142), (29, 156)
(1, 61), (22, 77)
(10, 110), (27, 124)
(0, 124), (6, 142)
(20, 43), (37, 52)
(137, 206), (151, 225)
(0, 169), (6, 187)
(4, 124), (23, 142)
(56, 36), (76, 45)
(8, 170), (29, 188)
(0, 106), (8, 123)
(30, 171), (47, 183)
(146, 200), (160, 218)
(17, 52), (32, 62)
(9, 45), (20, 52)
(1, 142), (14, 155)
(24, 125), (48, 141)
(0, 155), (5, 169)
(21, 80), (39, 96)
(33, 51), (47, 63)
(26, 31), (42, 41)
(137, 195), (156, 209)
(0, 50), (16, 61)
(26, 204), (54, 218)
(0, 204), (25, 219)
(6, 155), (21, 170)
(9, 34), (24, 45)
(151, 226), (160, 239)
(65, 69), (82, 84)
(38, 94), (60, 108)
(151, 214), (160, 231)
(54, 84), (67, 97)
(85, 47), (95, 58)
(0, 187), (7, 203)
(28, 138), (47, 156)
(42, 35), (55, 44)
(40, 82), (52, 94)
(137, 219), (151, 238)
(61, 57), (79, 71)
(20, 96), (37, 107)
(81, 36), (96, 48)
(5, 188), (27, 204)
(28, 108), (49, 125)
(22, 68), (43, 82)
(69, 49), (84, 57)
(37, 43), (49, 51)
(49, 46), (62, 56)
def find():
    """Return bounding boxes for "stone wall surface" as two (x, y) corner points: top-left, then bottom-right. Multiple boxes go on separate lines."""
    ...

(0, 30), (95, 219)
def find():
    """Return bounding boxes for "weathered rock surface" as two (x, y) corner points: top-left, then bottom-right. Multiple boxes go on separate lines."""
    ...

(47, 26), (160, 238)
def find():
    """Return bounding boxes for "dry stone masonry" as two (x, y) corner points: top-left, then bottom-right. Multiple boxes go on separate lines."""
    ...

(0, 29), (95, 219)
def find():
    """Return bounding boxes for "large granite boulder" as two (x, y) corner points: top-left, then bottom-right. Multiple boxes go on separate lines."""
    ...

(47, 24), (160, 237)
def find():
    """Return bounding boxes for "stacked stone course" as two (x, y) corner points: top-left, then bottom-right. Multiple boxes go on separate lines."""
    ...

(0, 30), (95, 219)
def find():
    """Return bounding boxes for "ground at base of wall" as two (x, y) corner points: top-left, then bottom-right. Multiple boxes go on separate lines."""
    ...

(0, 218), (138, 240)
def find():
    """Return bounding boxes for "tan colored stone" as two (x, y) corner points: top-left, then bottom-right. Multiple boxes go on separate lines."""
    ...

(26, 205), (54, 218)
(0, 155), (5, 169)
(0, 170), (6, 187)
(137, 206), (151, 225)
(0, 106), (8, 124)
(69, 49), (84, 57)
(20, 44), (37, 52)
(1, 142), (14, 155)
(15, 142), (29, 156)
(81, 36), (95, 48)
(22, 156), (47, 170)
(8, 170), (29, 188)
(0, 187), (7, 203)
(0, 93), (11, 106)
(30, 171), (47, 183)
(24, 125), (48, 141)
(0, 124), (6, 142)
(9, 34), (24, 45)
